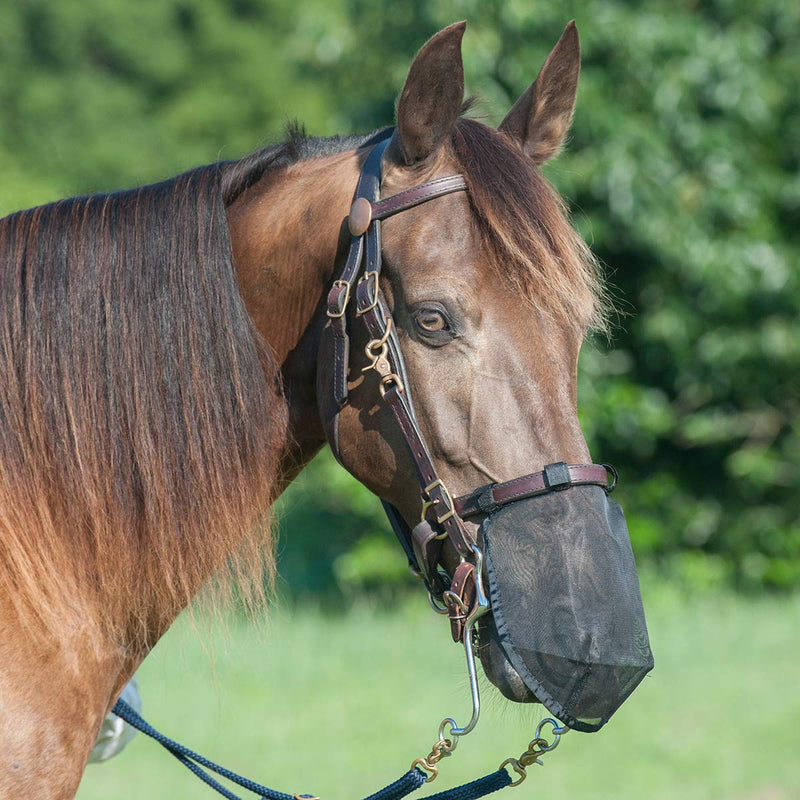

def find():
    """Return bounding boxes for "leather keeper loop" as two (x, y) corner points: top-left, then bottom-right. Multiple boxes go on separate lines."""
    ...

(476, 485), (501, 517)
(543, 461), (571, 491)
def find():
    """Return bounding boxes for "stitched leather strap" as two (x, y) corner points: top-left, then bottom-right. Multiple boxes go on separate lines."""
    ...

(324, 140), (389, 409)
(454, 463), (616, 520)
(371, 175), (467, 220)
(323, 143), (467, 411)
(357, 276), (476, 560)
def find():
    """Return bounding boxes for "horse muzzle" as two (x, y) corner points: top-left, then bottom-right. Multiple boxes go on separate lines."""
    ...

(475, 484), (654, 732)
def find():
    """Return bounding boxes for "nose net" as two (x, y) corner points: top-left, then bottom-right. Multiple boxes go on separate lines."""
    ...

(482, 485), (653, 732)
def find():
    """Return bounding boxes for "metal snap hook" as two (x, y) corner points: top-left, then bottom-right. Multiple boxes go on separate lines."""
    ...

(362, 319), (393, 375)
(498, 758), (528, 787)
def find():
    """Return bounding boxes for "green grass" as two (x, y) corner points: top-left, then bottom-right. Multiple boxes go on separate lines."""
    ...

(77, 579), (800, 800)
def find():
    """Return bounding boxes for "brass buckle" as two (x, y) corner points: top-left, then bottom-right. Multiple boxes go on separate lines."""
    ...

(355, 271), (379, 316)
(326, 280), (351, 318)
(422, 479), (455, 526)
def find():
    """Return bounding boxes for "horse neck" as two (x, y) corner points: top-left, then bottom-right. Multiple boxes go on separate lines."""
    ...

(227, 150), (361, 478)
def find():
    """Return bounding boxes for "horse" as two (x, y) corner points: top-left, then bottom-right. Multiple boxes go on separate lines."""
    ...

(0, 21), (644, 799)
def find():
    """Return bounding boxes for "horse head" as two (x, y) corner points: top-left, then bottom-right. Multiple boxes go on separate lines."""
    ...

(231, 21), (651, 735)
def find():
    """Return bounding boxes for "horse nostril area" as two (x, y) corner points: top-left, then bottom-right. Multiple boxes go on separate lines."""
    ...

(477, 614), (539, 704)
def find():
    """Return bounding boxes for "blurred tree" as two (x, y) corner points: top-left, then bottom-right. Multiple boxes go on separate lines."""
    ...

(1, 0), (797, 595)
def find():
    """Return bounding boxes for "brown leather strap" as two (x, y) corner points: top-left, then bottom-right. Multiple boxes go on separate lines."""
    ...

(378, 375), (475, 560)
(350, 158), (476, 561)
(324, 140), (388, 409)
(323, 143), (466, 410)
(454, 462), (616, 520)
(371, 175), (468, 220)
(446, 561), (477, 644)
(355, 206), (476, 560)
(326, 273), (354, 405)
(411, 520), (445, 590)
(320, 136), (475, 591)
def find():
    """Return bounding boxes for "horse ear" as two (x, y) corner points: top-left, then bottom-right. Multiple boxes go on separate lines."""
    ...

(499, 21), (581, 165)
(394, 22), (466, 165)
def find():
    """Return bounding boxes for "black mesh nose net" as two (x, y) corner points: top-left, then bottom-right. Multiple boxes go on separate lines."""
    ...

(482, 485), (654, 732)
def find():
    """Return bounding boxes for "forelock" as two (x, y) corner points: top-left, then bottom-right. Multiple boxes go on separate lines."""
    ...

(451, 117), (608, 333)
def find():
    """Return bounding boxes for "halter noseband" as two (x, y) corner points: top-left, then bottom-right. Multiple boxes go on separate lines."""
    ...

(319, 133), (615, 642)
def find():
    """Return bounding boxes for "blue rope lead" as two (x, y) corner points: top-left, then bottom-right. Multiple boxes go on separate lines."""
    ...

(112, 699), (512, 800)
(362, 769), (429, 800)
(418, 770), (511, 800)
(112, 699), (295, 800)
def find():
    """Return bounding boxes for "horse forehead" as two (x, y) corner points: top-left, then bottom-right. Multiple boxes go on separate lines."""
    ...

(381, 190), (481, 277)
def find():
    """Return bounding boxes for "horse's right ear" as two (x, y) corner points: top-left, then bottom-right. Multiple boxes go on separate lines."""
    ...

(499, 21), (581, 164)
(393, 22), (466, 165)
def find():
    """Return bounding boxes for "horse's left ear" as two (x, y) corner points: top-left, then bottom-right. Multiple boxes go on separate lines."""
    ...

(393, 22), (466, 165)
(499, 21), (580, 164)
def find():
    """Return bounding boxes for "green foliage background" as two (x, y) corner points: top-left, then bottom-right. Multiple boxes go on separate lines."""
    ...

(2, 0), (797, 595)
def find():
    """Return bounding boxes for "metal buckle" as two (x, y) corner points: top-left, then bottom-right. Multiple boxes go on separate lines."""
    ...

(422, 479), (455, 525)
(355, 271), (379, 316)
(326, 280), (351, 318)
(442, 589), (468, 615)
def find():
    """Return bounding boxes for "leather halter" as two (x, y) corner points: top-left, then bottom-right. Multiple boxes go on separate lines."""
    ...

(318, 134), (616, 640)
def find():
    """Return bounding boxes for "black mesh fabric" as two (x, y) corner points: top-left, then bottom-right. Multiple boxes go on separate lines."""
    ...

(482, 485), (653, 733)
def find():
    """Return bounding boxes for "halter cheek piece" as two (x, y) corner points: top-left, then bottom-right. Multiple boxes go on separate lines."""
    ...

(320, 133), (616, 642)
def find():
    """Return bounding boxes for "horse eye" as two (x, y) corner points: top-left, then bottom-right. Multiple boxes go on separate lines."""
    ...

(414, 309), (448, 333)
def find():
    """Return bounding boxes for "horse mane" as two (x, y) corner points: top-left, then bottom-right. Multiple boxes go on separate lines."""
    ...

(0, 156), (297, 651)
(451, 117), (608, 333)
